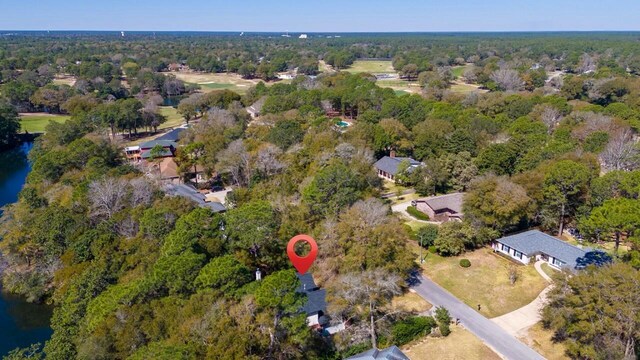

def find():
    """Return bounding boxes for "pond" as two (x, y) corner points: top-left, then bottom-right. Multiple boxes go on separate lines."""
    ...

(162, 95), (185, 107)
(0, 142), (54, 355)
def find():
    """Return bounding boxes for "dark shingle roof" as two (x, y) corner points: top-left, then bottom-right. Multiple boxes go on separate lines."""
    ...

(156, 127), (186, 142)
(346, 345), (410, 360)
(496, 230), (587, 268)
(374, 156), (421, 176)
(140, 139), (177, 150)
(140, 148), (174, 159)
(297, 273), (319, 292)
(204, 201), (226, 213)
(296, 273), (326, 315)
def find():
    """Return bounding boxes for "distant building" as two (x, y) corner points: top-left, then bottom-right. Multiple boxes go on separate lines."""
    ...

(139, 140), (177, 160)
(296, 273), (328, 329)
(412, 193), (464, 222)
(373, 153), (421, 181)
(299, 34), (308, 39)
(247, 96), (267, 118)
(346, 345), (410, 360)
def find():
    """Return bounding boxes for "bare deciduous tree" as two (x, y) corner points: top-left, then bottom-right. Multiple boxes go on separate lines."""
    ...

(255, 144), (285, 177)
(600, 129), (640, 171)
(88, 177), (129, 220)
(490, 69), (524, 92)
(349, 199), (390, 229)
(577, 53), (597, 74)
(331, 269), (402, 349)
(217, 139), (251, 186)
(539, 106), (563, 134)
(130, 177), (154, 206)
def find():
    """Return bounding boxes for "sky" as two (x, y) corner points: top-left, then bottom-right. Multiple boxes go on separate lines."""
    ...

(2, 0), (640, 32)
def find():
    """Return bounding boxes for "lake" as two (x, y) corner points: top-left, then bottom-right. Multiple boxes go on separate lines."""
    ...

(0, 142), (54, 355)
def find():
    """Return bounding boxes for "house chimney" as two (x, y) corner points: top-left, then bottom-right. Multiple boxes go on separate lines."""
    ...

(390, 150), (396, 158)
(255, 268), (262, 281)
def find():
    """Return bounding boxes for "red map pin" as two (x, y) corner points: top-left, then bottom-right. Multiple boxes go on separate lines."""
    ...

(287, 234), (318, 274)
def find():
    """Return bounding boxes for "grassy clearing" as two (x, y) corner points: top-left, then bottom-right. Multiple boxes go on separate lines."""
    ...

(390, 291), (432, 313)
(158, 106), (184, 129)
(518, 323), (569, 360)
(19, 113), (71, 133)
(450, 82), (487, 94)
(403, 325), (501, 360)
(52, 74), (77, 86)
(389, 192), (421, 205)
(405, 220), (429, 232)
(451, 66), (466, 78)
(344, 60), (395, 74)
(418, 248), (548, 318)
(168, 71), (261, 94)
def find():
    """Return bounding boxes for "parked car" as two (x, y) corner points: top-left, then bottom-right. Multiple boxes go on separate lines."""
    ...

(211, 185), (225, 192)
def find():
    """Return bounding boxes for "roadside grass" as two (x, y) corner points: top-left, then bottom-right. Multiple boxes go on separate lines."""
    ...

(518, 323), (569, 360)
(19, 113), (71, 133)
(417, 247), (548, 318)
(390, 291), (432, 313)
(403, 325), (501, 360)
(344, 60), (395, 74)
(389, 192), (420, 205)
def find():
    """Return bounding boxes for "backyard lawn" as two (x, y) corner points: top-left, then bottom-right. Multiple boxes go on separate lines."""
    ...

(518, 323), (569, 360)
(417, 247), (548, 318)
(403, 325), (501, 360)
(19, 113), (71, 133)
(344, 60), (395, 74)
(158, 106), (185, 129)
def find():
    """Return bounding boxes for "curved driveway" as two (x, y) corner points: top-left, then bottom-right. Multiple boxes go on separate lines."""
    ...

(411, 273), (545, 360)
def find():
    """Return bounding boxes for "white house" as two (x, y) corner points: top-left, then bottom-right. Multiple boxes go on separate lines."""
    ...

(492, 230), (588, 269)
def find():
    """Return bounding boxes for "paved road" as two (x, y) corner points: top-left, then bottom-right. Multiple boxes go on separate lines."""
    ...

(411, 274), (545, 360)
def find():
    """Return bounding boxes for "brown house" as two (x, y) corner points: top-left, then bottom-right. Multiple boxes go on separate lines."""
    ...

(412, 193), (465, 222)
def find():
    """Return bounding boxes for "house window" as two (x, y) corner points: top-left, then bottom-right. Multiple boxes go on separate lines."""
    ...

(552, 258), (565, 267)
(513, 250), (523, 260)
(501, 244), (510, 253)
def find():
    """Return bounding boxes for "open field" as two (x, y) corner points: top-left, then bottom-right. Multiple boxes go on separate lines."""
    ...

(52, 74), (77, 86)
(19, 113), (71, 133)
(518, 323), (569, 360)
(167, 71), (261, 94)
(450, 80), (488, 94)
(403, 325), (501, 360)
(344, 60), (395, 74)
(417, 247), (548, 318)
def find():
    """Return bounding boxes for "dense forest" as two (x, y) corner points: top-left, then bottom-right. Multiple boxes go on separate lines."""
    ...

(1, 32), (640, 359)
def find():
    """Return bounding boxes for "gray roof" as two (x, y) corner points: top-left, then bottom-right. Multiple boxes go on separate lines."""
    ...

(296, 273), (326, 315)
(247, 96), (267, 115)
(204, 201), (226, 213)
(346, 345), (410, 360)
(374, 156), (421, 176)
(495, 230), (587, 268)
(140, 139), (177, 150)
(156, 127), (186, 142)
(418, 192), (464, 214)
(164, 184), (226, 213)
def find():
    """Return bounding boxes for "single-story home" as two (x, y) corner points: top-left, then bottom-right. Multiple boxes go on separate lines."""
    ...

(158, 157), (180, 183)
(492, 230), (587, 269)
(139, 140), (177, 160)
(374, 154), (421, 181)
(297, 273), (328, 329)
(246, 96), (267, 118)
(346, 345), (410, 360)
(412, 192), (464, 222)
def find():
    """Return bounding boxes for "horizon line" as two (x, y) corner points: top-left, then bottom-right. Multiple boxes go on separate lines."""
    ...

(3, 29), (640, 34)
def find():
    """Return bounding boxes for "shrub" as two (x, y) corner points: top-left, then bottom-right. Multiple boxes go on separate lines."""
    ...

(392, 316), (437, 345)
(459, 259), (471, 268)
(435, 307), (452, 337)
(428, 245), (437, 254)
(407, 206), (430, 221)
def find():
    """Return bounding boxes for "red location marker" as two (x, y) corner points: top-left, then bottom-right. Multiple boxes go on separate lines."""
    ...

(287, 234), (318, 274)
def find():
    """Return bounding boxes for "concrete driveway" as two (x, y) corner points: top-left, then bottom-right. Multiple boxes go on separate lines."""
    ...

(491, 260), (555, 337)
(391, 200), (440, 225)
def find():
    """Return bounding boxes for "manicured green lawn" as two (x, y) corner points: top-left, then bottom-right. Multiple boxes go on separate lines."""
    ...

(20, 114), (71, 133)
(451, 65), (470, 78)
(418, 247), (548, 318)
(158, 106), (185, 129)
(344, 60), (396, 74)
